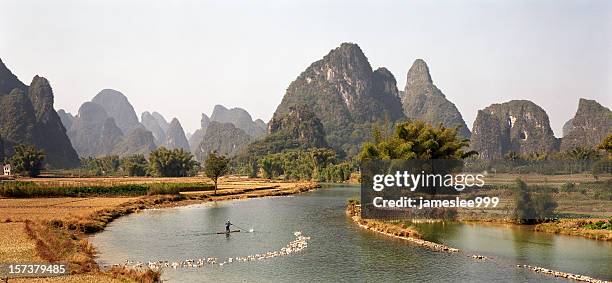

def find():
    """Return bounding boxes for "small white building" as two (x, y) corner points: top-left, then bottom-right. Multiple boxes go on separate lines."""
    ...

(2, 164), (11, 176)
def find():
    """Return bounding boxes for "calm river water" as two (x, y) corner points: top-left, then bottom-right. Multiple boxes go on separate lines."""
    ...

(91, 186), (612, 282)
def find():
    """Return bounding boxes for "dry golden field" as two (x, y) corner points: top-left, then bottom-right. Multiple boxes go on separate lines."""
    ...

(0, 198), (138, 223)
(482, 173), (610, 186)
(0, 177), (316, 282)
(0, 222), (42, 262)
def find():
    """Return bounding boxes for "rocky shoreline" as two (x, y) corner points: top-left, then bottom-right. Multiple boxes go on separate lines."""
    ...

(347, 202), (610, 282)
(517, 264), (610, 283)
(346, 202), (459, 253)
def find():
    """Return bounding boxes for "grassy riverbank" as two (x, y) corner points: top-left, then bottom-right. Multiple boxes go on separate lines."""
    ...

(346, 201), (459, 252)
(0, 176), (318, 282)
(535, 219), (612, 241)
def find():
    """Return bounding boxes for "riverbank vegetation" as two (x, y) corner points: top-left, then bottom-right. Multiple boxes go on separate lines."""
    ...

(238, 148), (355, 183)
(358, 120), (475, 160)
(0, 181), (213, 198)
(61, 147), (200, 178)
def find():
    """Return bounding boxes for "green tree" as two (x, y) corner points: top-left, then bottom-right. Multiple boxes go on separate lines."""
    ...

(310, 148), (336, 180)
(565, 147), (600, 161)
(532, 193), (557, 221)
(98, 155), (121, 175)
(513, 179), (557, 224)
(513, 179), (534, 224)
(149, 147), (199, 177)
(247, 157), (259, 178)
(121, 154), (148, 176)
(204, 152), (230, 194)
(9, 144), (45, 177)
(358, 120), (475, 160)
(260, 155), (284, 179)
(80, 156), (120, 176)
(261, 157), (274, 179)
(598, 134), (612, 154)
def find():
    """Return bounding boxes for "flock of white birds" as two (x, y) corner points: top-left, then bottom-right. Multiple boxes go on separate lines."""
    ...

(108, 231), (311, 270)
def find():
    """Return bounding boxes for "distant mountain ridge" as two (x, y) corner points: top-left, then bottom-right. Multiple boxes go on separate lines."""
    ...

(194, 121), (252, 162)
(210, 105), (267, 138)
(65, 90), (157, 157)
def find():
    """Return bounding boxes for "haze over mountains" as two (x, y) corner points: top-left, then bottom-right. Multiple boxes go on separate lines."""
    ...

(1, 42), (610, 167)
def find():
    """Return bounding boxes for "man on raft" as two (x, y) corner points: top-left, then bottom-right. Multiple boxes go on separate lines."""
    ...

(225, 219), (232, 233)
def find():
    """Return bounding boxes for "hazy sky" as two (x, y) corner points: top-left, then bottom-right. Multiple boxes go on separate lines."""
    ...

(1, 0), (610, 136)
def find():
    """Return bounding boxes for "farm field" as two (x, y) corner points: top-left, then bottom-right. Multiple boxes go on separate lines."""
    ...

(0, 177), (316, 282)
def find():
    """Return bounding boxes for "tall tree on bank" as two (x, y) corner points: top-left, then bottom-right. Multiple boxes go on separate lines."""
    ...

(9, 144), (45, 177)
(204, 152), (230, 195)
(359, 120), (475, 160)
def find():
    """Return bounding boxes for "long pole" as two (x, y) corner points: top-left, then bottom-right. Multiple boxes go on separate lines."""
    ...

(231, 223), (247, 230)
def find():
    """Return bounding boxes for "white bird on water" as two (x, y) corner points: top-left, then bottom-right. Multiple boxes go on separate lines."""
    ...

(119, 231), (311, 270)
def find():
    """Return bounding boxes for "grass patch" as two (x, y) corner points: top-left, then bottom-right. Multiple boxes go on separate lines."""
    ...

(582, 219), (612, 230)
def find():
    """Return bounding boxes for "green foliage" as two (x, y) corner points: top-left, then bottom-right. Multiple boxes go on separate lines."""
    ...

(247, 158), (259, 178)
(358, 120), (475, 160)
(9, 144), (45, 177)
(310, 148), (336, 179)
(80, 156), (121, 176)
(148, 147), (199, 177)
(204, 152), (230, 193)
(121, 154), (148, 176)
(513, 179), (557, 224)
(598, 134), (612, 154)
(254, 148), (351, 182)
(583, 219), (612, 230)
(564, 147), (600, 161)
(320, 162), (352, 183)
(513, 179), (533, 224)
(246, 105), (328, 157)
(261, 155), (284, 179)
(0, 181), (213, 198)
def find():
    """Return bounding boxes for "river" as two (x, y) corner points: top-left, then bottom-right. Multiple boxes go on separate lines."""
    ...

(91, 186), (612, 282)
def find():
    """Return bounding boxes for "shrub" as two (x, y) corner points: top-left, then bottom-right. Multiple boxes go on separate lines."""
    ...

(9, 144), (45, 177)
(148, 147), (199, 177)
(121, 154), (148, 176)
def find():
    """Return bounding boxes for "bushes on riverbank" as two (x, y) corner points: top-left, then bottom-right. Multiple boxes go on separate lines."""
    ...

(0, 181), (213, 198)
(583, 219), (612, 230)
